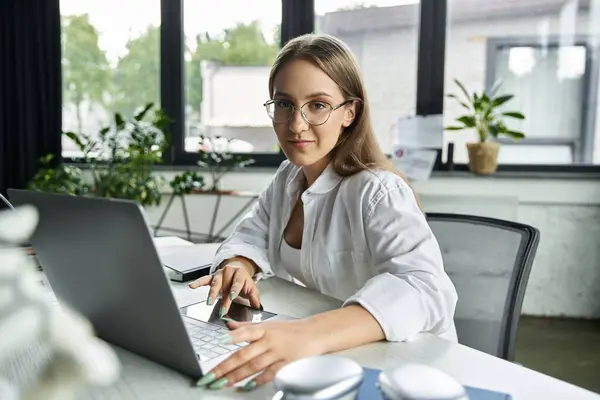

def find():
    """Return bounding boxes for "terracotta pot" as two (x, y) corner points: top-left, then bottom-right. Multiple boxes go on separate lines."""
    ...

(466, 142), (500, 175)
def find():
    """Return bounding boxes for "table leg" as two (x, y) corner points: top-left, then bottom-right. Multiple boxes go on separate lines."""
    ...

(212, 197), (258, 240)
(207, 193), (222, 242)
(180, 195), (192, 242)
(153, 193), (176, 236)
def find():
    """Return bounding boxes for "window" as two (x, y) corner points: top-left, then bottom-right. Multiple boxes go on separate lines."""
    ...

(315, 0), (421, 152)
(183, 0), (282, 153)
(57, 0), (600, 172)
(60, 0), (161, 159)
(443, 0), (600, 165)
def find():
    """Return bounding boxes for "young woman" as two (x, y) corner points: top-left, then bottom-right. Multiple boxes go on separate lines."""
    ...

(189, 33), (458, 391)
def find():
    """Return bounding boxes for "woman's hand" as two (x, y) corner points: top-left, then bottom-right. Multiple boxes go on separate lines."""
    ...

(196, 319), (322, 391)
(188, 259), (261, 316)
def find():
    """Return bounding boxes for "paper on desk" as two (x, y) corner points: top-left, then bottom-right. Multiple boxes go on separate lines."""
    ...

(152, 238), (220, 276)
(393, 147), (438, 181)
(153, 236), (193, 249)
(158, 243), (221, 269)
(396, 114), (444, 149)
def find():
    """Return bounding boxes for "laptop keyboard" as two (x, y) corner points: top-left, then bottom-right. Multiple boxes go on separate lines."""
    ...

(183, 316), (248, 362)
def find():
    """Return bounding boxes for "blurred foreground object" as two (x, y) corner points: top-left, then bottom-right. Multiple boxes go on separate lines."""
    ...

(0, 206), (120, 400)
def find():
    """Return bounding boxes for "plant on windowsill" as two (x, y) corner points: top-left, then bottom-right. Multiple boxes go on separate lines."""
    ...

(29, 103), (171, 207)
(196, 135), (255, 193)
(445, 79), (526, 175)
(28, 154), (90, 196)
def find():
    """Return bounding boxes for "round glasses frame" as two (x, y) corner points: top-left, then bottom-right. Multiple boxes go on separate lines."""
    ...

(263, 99), (354, 126)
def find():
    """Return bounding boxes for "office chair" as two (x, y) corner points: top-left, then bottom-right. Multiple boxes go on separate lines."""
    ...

(426, 213), (540, 361)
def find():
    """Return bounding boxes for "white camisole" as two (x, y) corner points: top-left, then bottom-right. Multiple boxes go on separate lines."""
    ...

(279, 237), (304, 284)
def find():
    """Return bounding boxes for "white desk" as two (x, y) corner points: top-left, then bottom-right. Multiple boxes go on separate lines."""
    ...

(11, 276), (592, 400)
(8, 239), (599, 400)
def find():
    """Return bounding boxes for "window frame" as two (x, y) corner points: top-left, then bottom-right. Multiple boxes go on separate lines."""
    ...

(485, 36), (599, 164)
(434, 0), (599, 173)
(161, 0), (310, 168)
(63, 0), (600, 173)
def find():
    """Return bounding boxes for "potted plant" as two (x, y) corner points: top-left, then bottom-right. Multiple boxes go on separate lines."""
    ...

(29, 103), (171, 207)
(197, 136), (254, 192)
(28, 154), (90, 196)
(445, 79), (526, 175)
(169, 171), (205, 195)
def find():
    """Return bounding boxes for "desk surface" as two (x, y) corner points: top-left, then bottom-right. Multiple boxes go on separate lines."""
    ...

(9, 259), (599, 400)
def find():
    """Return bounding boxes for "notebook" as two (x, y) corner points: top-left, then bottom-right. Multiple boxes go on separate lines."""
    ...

(357, 367), (512, 400)
(157, 243), (220, 282)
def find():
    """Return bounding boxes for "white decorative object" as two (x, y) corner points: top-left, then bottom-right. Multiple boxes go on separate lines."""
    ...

(0, 205), (121, 400)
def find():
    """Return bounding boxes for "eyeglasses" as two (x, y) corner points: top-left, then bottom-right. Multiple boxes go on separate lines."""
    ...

(263, 99), (353, 126)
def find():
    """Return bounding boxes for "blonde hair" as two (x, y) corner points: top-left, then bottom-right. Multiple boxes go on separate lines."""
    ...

(269, 34), (421, 205)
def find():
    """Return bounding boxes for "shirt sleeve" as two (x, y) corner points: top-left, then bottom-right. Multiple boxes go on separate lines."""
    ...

(210, 163), (288, 278)
(342, 184), (458, 342)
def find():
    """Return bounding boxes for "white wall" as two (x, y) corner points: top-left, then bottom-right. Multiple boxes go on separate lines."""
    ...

(200, 61), (271, 127)
(145, 170), (600, 319)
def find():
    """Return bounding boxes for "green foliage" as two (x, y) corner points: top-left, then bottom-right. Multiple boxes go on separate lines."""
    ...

(28, 154), (90, 196)
(185, 21), (279, 118)
(72, 103), (170, 206)
(112, 26), (161, 118)
(170, 171), (206, 196)
(197, 136), (255, 191)
(30, 104), (171, 207)
(445, 79), (526, 142)
(56, 18), (275, 200)
(273, 24), (281, 46)
(61, 15), (279, 127)
(61, 15), (112, 133)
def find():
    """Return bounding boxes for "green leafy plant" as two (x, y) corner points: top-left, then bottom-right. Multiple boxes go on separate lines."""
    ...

(68, 103), (170, 206)
(197, 136), (254, 192)
(28, 154), (90, 196)
(445, 79), (526, 142)
(169, 171), (205, 196)
(30, 103), (171, 207)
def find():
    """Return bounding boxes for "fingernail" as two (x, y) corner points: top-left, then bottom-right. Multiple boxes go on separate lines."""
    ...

(196, 372), (217, 386)
(220, 317), (236, 323)
(208, 377), (228, 390)
(207, 297), (213, 306)
(229, 291), (236, 300)
(219, 306), (226, 318)
(216, 333), (232, 344)
(241, 380), (257, 391)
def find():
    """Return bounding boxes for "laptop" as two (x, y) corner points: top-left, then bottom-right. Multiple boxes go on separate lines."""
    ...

(8, 189), (291, 381)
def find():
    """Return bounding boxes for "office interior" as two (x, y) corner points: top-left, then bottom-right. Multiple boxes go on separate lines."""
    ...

(1, 0), (599, 398)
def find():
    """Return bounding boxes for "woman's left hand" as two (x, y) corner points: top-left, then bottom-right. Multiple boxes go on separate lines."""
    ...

(197, 319), (322, 391)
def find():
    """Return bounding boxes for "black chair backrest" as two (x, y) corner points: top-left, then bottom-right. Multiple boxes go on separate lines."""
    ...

(426, 213), (540, 360)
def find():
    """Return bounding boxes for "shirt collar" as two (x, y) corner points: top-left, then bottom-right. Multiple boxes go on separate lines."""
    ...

(285, 161), (343, 198)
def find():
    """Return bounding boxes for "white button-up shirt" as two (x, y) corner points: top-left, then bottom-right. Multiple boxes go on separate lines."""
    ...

(211, 160), (458, 342)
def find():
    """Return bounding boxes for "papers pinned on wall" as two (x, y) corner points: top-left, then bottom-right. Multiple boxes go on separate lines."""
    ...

(395, 114), (444, 149)
(392, 148), (438, 181)
(392, 114), (443, 181)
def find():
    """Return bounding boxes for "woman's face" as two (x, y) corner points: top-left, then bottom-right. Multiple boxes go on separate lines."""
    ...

(271, 59), (356, 169)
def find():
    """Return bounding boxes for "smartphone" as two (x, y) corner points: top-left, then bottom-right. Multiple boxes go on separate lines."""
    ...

(179, 296), (277, 329)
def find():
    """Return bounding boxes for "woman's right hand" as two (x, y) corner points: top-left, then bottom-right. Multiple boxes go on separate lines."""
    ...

(188, 259), (261, 317)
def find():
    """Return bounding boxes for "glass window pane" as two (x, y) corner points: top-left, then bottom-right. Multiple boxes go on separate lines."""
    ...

(60, 0), (160, 159)
(444, 0), (600, 165)
(184, 1), (282, 153)
(315, 0), (420, 152)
